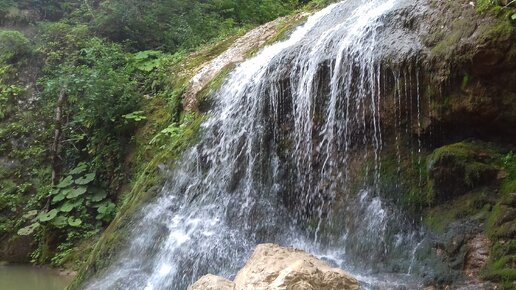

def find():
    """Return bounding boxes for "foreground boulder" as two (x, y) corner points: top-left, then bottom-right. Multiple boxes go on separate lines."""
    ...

(189, 274), (235, 290)
(189, 244), (360, 290)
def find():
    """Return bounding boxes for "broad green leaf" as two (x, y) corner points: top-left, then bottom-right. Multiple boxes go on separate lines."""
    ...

(123, 111), (146, 121)
(97, 201), (116, 220)
(59, 202), (74, 213)
(57, 176), (73, 188)
(49, 188), (60, 196)
(38, 209), (58, 222)
(138, 60), (160, 72)
(89, 189), (108, 202)
(22, 210), (38, 219)
(66, 186), (87, 199)
(133, 50), (161, 60)
(52, 216), (68, 228)
(69, 162), (88, 175)
(67, 217), (82, 227)
(75, 173), (95, 185)
(17, 222), (40, 236)
(52, 191), (67, 203)
(59, 199), (82, 213)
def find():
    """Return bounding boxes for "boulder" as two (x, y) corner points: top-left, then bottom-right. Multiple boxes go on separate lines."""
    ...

(188, 274), (235, 290)
(427, 142), (499, 203)
(0, 235), (33, 263)
(188, 244), (359, 290)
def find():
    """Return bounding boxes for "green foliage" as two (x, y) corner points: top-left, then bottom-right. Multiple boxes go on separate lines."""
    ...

(128, 50), (163, 73)
(36, 22), (90, 67)
(476, 0), (516, 22)
(68, 111), (205, 288)
(17, 222), (40, 236)
(40, 35), (140, 195)
(0, 84), (24, 120)
(47, 164), (115, 225)
(481, 239), (516, 288)
(0, 0), (13, 12)
(424, 191), (492, 233)
(503, 151), (514, 166)
(0, 30), (31, 63)
(75, 173), (95, 186)
(150, 114), (203, 149)
(123, 111), (147, 122)
(477, 0), (498, 12)
(92, 0), (301, 51)
(501, 152), (516, 195)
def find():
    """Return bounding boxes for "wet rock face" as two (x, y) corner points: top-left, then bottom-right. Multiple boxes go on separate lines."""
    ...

(0, 235), (32, 263)
(464, 234), (491, 279)
(188, 244), (360, 290)
(420, 0), (516, 143)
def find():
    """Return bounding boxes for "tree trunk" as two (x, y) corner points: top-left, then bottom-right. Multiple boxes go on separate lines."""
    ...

(51, 88), (67, 186)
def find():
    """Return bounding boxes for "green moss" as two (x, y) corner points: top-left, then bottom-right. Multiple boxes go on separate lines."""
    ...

(479, 18), (514, 43)
(429, 142), (497, 161)
(358, 144), (432, 216)
(430, 17), (477, 58)
(477, 0), (496, 13)
(426, 141), (501, 203)
(481, 240), (516, 288)
(479, 150), (516, 287)
(424, 191), (492, 233)
(501, 179), (516, 194)
(461, 74), (471, 90)
(465, 161), (498, 187)
(476, 0), (516, 18)
(429, 0), (515, 63)
(247, 14), (309, 59)
(183, 32), (244, 72)
(380, 153), (429, 208)
(421, 141), (515, 289)
(196, 63), (235, 112)
(267, 17), (305, 44)
(500, 152), (516, 194)
(485, 156), (515, 240)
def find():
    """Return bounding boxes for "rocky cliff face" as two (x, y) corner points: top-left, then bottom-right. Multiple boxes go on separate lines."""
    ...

(374, 1), (516, 287)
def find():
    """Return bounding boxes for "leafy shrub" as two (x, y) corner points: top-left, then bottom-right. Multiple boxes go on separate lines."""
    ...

(36, 22), (90, 67)
(40, 37), (139, 182)
(92, 0), (300, 52)
(0, 30), (31, 63)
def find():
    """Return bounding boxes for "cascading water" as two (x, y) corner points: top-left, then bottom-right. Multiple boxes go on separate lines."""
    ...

(86, 0), (431, 289)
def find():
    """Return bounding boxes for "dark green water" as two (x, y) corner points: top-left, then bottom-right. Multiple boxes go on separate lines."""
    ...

(0, 264), (72, 290)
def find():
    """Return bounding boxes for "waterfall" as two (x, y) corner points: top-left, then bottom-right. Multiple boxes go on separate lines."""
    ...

(85, 0), (429, 289)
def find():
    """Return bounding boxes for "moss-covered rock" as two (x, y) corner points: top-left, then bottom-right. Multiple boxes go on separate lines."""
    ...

(420, 142), (516, 288)
(427, 142), (500, 203)
(482, 190), (516, 287)
(0, 235), (32, 263)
